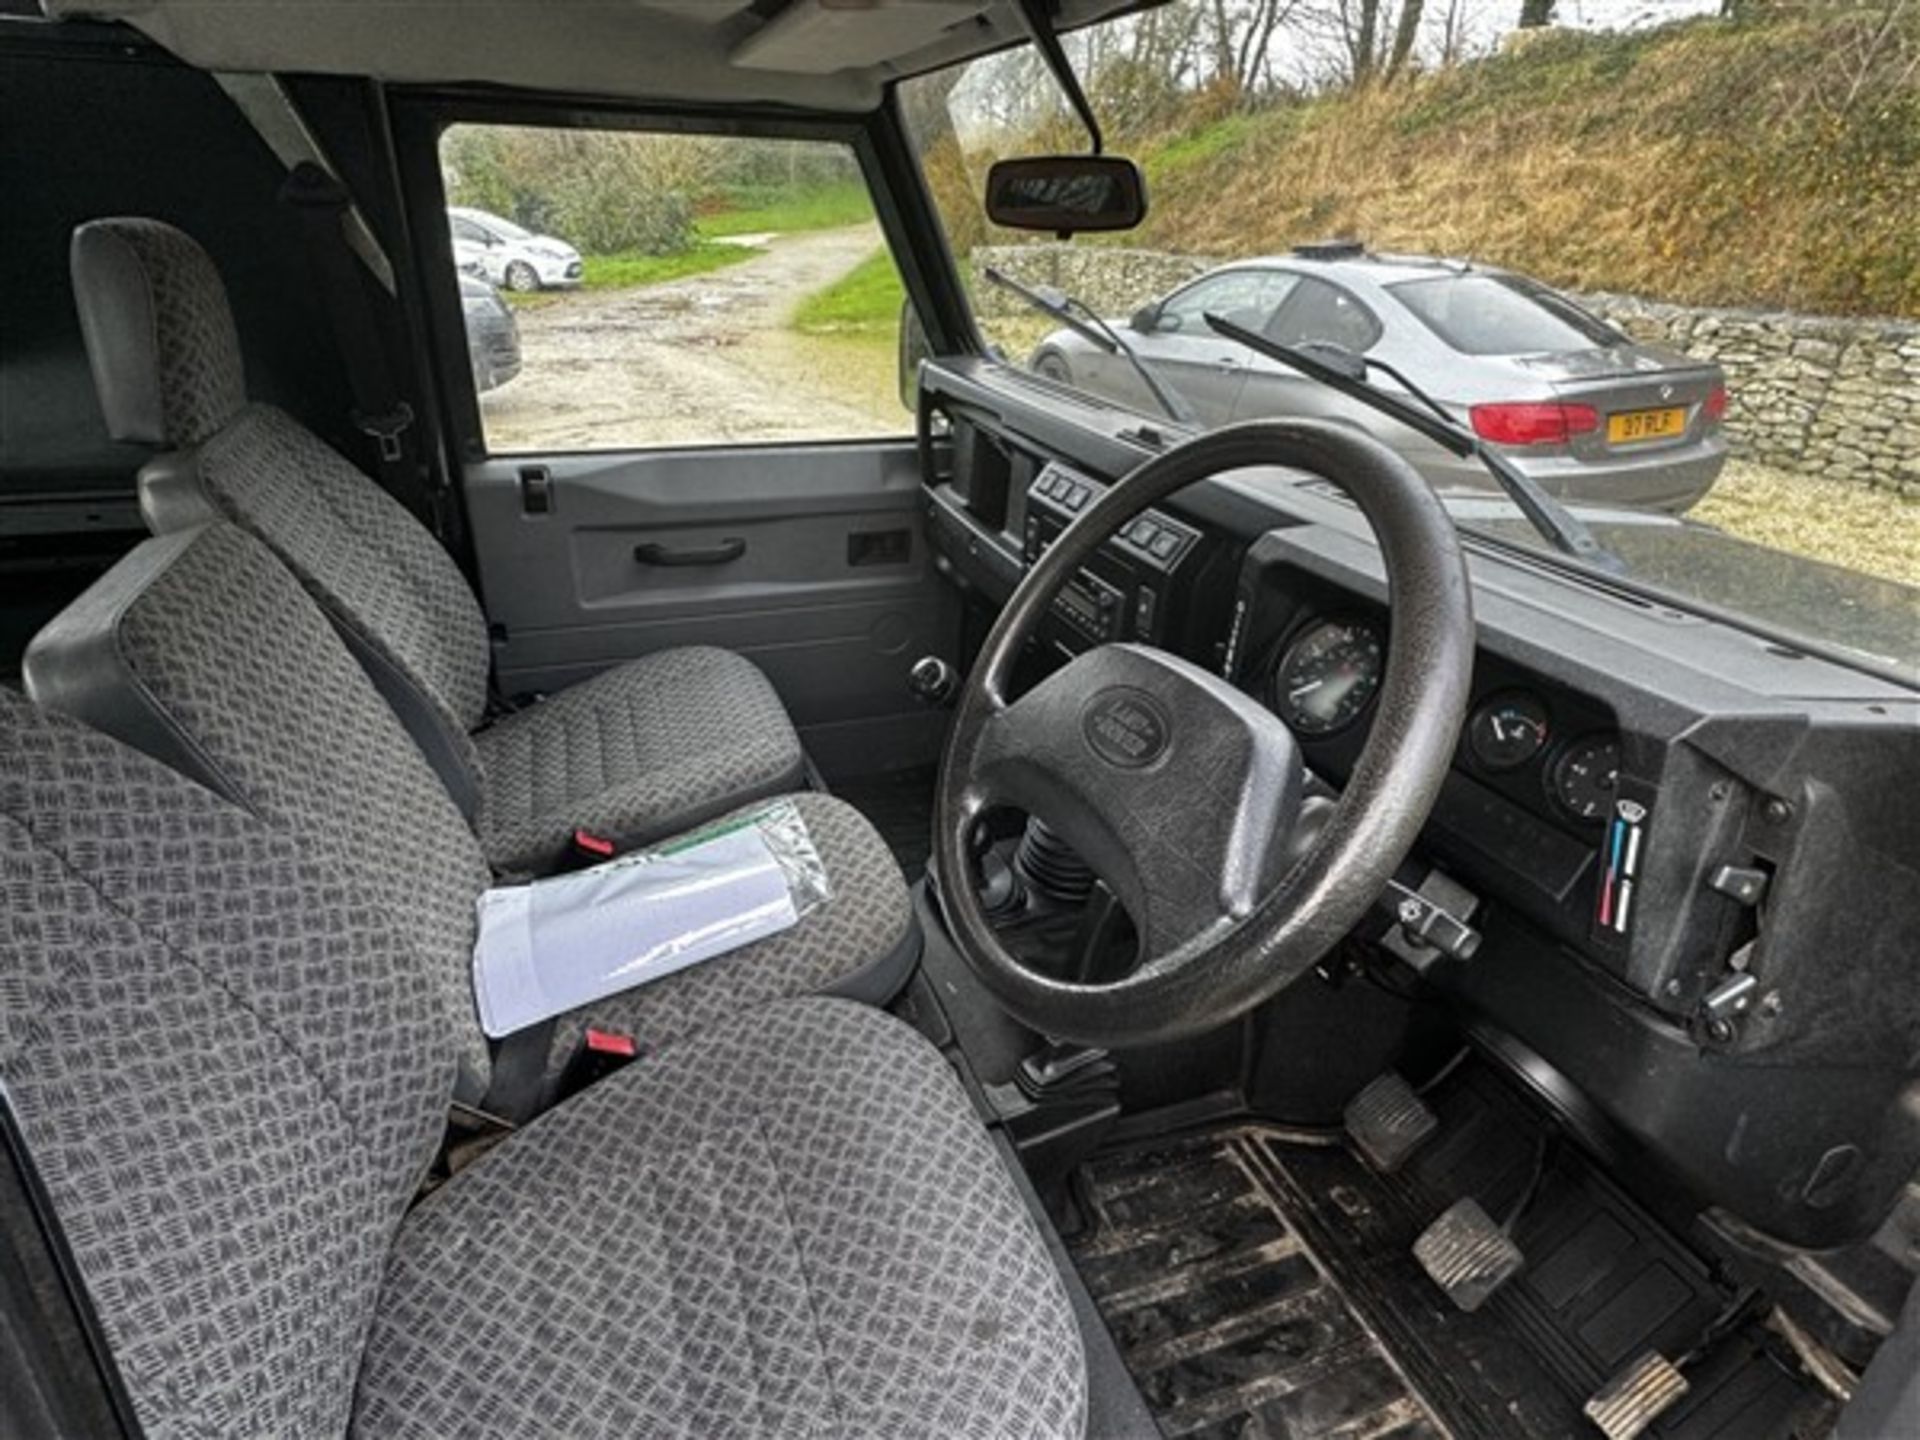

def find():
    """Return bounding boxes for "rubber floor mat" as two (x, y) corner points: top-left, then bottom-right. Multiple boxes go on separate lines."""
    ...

(1070, 1129), (1446, 1439)
(1071, 1117), (1832, 1440)
(832, 764), (935, 875)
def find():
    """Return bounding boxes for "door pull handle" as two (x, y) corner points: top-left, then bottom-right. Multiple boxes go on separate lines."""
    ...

(633, 538), (747, 567)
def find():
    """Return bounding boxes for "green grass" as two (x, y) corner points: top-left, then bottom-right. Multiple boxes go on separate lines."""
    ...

(792, 251), (905, 335)
(579, 241), (756, 290)
(695, 181), (874, 238)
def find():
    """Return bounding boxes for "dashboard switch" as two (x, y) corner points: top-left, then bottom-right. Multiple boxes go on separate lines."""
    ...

(1708, 864), (1769, 906)
(1379, 872), (1482, 967)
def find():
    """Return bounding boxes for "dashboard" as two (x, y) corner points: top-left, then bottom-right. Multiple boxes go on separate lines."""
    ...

(916, 354), (1920, 1251)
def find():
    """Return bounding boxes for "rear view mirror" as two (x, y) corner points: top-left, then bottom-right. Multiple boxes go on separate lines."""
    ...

(984, 155), (1148, 237)
(1129, 302), (1162, 334)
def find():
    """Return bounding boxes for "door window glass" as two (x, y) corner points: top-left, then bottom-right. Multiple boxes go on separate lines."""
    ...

(438, 123), (914, 452)
(1267, 277), (1382, 352)
(1156, 270), (1297, 335)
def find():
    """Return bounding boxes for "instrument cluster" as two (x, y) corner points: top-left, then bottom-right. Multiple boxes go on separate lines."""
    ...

(1269, 612), (1621, 829)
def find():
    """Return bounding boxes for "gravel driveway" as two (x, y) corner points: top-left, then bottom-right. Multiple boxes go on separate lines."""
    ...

(480, 222), (895, 451)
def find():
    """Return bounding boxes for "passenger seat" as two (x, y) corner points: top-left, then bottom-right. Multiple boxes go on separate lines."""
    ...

(24, 521), (917, 1113)
(69, 216), (806, 875)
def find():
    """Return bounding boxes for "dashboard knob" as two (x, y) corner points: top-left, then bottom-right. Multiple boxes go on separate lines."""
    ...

(909, 655), (959, 708)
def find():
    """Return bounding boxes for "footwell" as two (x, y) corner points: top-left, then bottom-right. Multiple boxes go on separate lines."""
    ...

(1069, 1103), (1833, 1439)
(1071, 1130), (1443, 1439)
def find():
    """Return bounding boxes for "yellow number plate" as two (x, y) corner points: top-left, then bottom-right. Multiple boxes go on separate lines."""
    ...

(1607, 406), (1687, 444)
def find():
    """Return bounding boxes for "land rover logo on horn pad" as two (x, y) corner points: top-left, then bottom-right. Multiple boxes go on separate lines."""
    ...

(1083, 687), (1171, 768)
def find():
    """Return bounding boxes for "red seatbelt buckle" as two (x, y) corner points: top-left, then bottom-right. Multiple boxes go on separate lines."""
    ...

(558, 1026), (644, 1100)
(571, 828), (617, 864)
(584, 1027), (637, 1059)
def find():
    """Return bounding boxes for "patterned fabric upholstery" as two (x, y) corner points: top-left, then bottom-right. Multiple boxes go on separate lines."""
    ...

(75, 522), (499, 1097)
(24, 523), (914, 1103)
(1, 697), (1086, 1439)
(195, 404), (494, 776)
(353, 998), (1088, 1440)
(72, 217), (247, 446)
(76, 217), (813, 870)
(0, 691), (456, 1437)
(474, 646), (806, 875)
(544, 790), (914, 1085)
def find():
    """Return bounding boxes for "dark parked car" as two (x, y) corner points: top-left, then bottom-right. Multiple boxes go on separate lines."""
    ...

(460, 271), (521, 393)
(1032, 244), (1730, 512)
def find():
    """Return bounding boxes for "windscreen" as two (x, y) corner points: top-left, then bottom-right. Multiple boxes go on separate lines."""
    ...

(901, 1), (1919, 677)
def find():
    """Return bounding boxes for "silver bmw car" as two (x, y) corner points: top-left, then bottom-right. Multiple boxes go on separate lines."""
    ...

(1030, 244), (1729, 512)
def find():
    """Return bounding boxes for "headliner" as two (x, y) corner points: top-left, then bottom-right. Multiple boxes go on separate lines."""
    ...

(42, 0), (1152, 111)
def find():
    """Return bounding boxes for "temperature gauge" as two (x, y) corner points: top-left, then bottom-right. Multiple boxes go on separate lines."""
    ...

(1468, 692), (1551, 772)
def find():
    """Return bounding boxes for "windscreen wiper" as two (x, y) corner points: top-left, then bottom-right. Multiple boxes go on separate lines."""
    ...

(982, 265), (1197, 426)
(1203, 313), (1626, 573)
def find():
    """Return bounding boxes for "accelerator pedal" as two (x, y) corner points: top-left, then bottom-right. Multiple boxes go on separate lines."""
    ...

(1413, 1197), (1525, 1312)
(1344, 1071), (1439, 1173)
(1583, 1352), (1690, 1440)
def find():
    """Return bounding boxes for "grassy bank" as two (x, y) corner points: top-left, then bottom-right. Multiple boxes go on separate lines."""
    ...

(505, 240), (755, 306)
(696, 180), (874, 239)
(1082, 11), (1918, 319)
(792, 250), (905, 334)
(584, 241), (756, 289)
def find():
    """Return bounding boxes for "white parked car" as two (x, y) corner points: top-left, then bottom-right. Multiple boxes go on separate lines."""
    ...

(447, 206), (583, 291)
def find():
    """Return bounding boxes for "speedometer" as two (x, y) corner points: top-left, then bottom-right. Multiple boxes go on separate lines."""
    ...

(1273, 617), (1384, 735)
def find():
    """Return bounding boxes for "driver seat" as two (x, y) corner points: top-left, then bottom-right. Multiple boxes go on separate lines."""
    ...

(0, 688), (1087, 1437)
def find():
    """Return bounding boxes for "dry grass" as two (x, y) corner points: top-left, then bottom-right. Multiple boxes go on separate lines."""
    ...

(1131, 11), (1919, 319)
(1693, 460), (1920, 588)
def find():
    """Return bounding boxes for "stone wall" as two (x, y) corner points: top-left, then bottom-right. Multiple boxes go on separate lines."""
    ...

(973, 245), (1920, 495)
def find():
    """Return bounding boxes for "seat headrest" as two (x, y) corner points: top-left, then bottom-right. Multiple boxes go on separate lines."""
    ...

(70, 218), (247, 448)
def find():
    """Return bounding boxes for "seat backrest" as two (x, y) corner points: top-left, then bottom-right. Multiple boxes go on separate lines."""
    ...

(70, 217), (494, 817)
(0, 688), (456, 1434)
(23, 521), (496, 1099)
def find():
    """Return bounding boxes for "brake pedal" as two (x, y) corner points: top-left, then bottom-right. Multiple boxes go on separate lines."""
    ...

(1344, 1071), (1438, 1173)
(1413, 1197), (1524, 1312)
(1583, 1352), (1689, 1440)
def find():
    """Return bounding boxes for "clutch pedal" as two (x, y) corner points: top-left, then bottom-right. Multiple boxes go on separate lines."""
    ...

(1583, 1351), (1689, 1440)
(1413, 1197), (1525, 1312)
(1344, 1071), (1439, 1173)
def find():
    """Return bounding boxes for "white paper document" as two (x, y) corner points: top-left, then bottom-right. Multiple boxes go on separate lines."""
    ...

(472, 823), (800, 1038)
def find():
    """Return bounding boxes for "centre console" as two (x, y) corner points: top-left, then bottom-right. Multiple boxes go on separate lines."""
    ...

(1021, 461), (1199, 651)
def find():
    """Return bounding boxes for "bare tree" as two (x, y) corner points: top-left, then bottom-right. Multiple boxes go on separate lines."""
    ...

(1386, 0), (1427, 76)
(1297, 0), (1438, 86)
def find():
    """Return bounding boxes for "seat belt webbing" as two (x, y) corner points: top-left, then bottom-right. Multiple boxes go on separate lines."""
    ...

(280, 161), (418, 470)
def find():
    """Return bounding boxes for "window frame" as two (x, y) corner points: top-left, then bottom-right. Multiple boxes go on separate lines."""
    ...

(390, 87), (975, 463)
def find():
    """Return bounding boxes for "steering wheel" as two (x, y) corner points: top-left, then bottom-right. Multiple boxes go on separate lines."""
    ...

(932, 420), (1475, 1048)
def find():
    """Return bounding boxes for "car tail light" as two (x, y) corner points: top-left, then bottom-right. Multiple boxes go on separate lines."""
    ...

(1704, 383), (1730, 422)
(1469, 402), (1600, 447)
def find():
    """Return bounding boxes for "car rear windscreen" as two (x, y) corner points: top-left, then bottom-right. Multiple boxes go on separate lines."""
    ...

(1390, 274), (1623, 356)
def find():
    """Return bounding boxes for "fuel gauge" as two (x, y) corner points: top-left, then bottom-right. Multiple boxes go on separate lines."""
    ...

(1468, 692), (1551, 772)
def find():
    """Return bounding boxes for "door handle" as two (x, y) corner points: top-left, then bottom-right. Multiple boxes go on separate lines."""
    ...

(633, 538), (747, 567)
